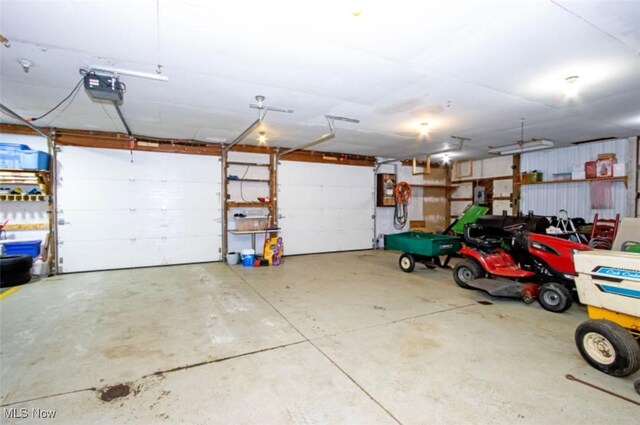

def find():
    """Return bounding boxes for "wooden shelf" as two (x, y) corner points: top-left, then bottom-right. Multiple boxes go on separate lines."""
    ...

(453, 175), (513, 183)
(516, 176), (627, 187)
(3, 223), (49, 230)
(0, 169), (50, 174)
(227, 162), (270, 167)
(411, 184), (458, 190)
(227, 178), (270, 183)
(227, 201), (273, 208)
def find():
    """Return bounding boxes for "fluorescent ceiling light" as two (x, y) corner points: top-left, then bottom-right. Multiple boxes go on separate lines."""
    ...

(488, 140), (554, 155)
(87, 65), (168, 82)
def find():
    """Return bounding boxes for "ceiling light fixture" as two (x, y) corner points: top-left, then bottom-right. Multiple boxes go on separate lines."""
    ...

(488, 139), (555, 155)
(488, 118), (554, 155)
(86, 65), (169, 82)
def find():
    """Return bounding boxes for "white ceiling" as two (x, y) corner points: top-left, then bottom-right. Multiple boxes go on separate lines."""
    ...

(1, 0), (639, 159)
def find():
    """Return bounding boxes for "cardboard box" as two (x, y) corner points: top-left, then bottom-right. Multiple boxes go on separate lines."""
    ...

(597, 153), (616, 160)
(596, 158), (613, 178)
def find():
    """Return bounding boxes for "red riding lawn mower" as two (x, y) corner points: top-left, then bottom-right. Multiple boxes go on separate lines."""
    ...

(453, 223), (591, 312)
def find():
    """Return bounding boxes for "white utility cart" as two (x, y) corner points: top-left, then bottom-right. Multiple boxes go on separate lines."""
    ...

(573, 250), (640, 394)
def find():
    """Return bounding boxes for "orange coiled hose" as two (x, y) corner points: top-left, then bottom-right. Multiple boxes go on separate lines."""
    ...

(394, 181), (412, 230)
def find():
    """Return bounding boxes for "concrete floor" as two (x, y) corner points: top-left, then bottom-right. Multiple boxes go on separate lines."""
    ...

(0, 250), (638, 424)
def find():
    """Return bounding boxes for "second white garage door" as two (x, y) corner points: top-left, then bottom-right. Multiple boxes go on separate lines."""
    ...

(56, 147), (221, 273)
(278, 161), (374, 255)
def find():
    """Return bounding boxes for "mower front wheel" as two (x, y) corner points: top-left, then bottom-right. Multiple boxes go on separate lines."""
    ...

(575, 319), (640, 377)
(399, 253), (415, 273)
(537, 282), (572, 313)
(453, 260), (484, 289)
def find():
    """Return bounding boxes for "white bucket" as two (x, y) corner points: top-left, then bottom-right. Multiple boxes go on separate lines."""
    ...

(226, 252), (239, 265)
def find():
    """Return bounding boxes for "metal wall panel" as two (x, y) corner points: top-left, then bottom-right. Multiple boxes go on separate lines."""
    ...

(520, 139), (629, 220)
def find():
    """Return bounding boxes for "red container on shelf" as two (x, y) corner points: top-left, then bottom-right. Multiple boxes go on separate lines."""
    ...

(585, 161), (597, 179)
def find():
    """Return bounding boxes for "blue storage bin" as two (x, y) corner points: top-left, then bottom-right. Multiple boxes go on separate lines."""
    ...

(20, 150), (51, 170)
(0, 149), (22, 169)
(0, 142), (30, 151)
(3, 240), (42, 258)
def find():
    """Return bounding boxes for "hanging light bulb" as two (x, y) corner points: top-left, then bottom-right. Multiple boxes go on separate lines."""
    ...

(257, 131), (267, 145)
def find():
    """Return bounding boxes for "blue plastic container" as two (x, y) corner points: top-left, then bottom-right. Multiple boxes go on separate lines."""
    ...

(3, 240), (42, 258)
(241, 249), (255, 267)
(20, 150), (50, 170)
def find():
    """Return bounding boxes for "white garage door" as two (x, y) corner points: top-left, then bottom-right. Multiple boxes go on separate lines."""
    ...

(278, 161), (374, 255)
(56, 147), (221, 273)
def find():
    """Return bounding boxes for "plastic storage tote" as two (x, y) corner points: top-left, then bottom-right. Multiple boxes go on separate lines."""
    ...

(20, 150), (51, 170)
(1, 240), (42, 258)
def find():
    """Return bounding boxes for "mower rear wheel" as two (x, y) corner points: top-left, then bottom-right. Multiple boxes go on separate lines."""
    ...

(399, 253), (415, 273)
(635, 379), (640, 395)
(575, 319), (640, 377)
(537, 282), (572, 313)
(453, 260), (484, 289)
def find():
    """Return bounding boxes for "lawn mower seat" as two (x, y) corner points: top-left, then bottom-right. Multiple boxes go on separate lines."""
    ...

(463, 223), (510, 250)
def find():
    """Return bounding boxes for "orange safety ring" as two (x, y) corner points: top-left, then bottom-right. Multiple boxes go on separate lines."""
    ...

(394, 181), (412, 204)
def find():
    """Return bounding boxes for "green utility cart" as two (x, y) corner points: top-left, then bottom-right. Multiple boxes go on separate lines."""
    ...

(385, 231), (461, 272)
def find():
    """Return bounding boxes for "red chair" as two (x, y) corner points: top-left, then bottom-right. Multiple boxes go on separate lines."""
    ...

(588, 213), (620, 250)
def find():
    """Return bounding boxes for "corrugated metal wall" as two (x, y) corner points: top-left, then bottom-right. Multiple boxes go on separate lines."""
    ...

(520, 139), (630, 220)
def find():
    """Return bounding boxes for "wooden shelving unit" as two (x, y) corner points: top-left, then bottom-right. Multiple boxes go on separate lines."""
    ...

(222, 154), (277, 257)
(0, 168), (54, 272)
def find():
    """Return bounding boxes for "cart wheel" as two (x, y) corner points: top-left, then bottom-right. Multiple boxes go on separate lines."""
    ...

(399, 253), (415, 273)
(537, 282), (572, 313)
(575, 319), (640, 377)
(453, 260), (484, 289)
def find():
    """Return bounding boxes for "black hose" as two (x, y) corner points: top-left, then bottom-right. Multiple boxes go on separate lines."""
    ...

(394, 202), (408, 230)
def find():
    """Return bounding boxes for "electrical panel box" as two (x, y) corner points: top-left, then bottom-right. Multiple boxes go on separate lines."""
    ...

(473, 185), (486, 205)
(83, 74), (124, 103)
(377, 173), (396, 207)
